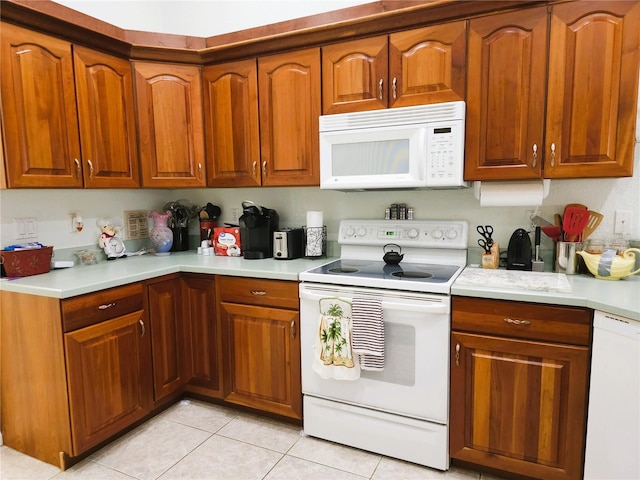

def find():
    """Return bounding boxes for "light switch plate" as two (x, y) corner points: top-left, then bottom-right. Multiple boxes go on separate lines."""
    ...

(14, 217), (38, 240)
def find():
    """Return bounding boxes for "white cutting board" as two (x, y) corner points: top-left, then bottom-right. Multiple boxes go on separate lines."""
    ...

(455, 268), (572, 293)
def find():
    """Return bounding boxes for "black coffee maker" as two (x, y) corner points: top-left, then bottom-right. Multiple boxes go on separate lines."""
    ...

(239, 201), (279, 259)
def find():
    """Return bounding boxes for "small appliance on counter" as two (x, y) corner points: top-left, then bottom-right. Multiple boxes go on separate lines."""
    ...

(507, 228), (532, 270)
(273, 228), (304, 260)
(239, 201), (279, 259)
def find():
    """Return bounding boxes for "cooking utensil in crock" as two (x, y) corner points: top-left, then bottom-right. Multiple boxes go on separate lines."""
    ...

(563, 206), (590, 241)
(541, 225), (562, 242)
(582, 211), (604, 241)
(383, 244), (404, 265)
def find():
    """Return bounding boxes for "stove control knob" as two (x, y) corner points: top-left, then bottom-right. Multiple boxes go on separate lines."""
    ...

(407, 228), (419, 239)
(345, 226), (355, 237)
(447, 229), (458, 239)
(432, 228), (443, 239)
(356, 227), (367, 237)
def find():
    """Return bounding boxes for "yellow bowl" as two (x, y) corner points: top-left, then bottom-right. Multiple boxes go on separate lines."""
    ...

(577, 248), (640, 280)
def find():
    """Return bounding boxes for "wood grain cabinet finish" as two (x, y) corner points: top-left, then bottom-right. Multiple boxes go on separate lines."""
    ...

(134, 62), (206, 187)
(73, 45), (140, 188)
(203, 59), (261, 187)
(544, 1), (639, 178)
(450, 297), (592, 480)
(322, 22), (466, 114)
(217, 276), (302, 419)
(1, 22), (82, 187)
(182, 274), (222, 396)
(146, 276), (191, 403)
(1, 23), (140, 188)
(258, 48), (321, 186)
(464, 7), (548, 181)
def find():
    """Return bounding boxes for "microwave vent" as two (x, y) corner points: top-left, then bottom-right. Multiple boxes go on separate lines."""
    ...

(319, 101), (465, 132)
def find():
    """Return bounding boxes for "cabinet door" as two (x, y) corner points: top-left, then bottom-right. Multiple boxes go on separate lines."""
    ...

(465, 8), (548, 181)
(183, 275), (221, 396)
(220, 302), (302, 419)
(258, 48), (320, 186)
(65, 310), (152, 454)
(544, 1), (639, 178)
(450, 331), (589, 480)
(134, 62), (206, 187)
(322, 36), (388, 114)
(389, 21), (466, 108)
(203, 59), (261, 187)
(0, 22), (82, 188)
(147, 278), (190, 402)
(73, 46), (140, 188)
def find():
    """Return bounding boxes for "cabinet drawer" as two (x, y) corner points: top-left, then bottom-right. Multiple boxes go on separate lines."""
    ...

(216, 276), (298, 310)
(452, 296), (591, 346)
(62, 283), (143, 332)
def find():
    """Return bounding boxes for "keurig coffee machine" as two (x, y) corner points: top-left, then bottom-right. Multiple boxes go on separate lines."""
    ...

(239, 201), (279, 259)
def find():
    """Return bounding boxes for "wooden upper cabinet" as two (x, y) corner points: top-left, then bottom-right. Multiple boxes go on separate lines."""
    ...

(134, 62), (206, 187)
(321, 22), (466, 114)
(258, 48), (320, 186)
(465, 7), (548, 181)
(203, 59), (261, 187)
(544, 1), (639, 178)
(73, 46), (140, 188)
(1, 22), (83, 188)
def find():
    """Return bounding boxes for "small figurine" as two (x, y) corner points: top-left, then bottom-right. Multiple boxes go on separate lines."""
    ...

(97, 217), (126, 260)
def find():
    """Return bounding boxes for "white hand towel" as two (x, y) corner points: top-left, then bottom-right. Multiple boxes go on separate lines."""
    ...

(351, 296), (385, 371)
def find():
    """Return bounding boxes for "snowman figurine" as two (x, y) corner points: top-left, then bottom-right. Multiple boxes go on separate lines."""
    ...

(97, 218), (126, 260)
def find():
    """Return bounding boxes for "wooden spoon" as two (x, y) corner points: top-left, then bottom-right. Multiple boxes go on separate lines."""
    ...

(582, 211), (604, 240)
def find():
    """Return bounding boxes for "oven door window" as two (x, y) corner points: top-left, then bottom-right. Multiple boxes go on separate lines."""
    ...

(360, 322), (415, 386)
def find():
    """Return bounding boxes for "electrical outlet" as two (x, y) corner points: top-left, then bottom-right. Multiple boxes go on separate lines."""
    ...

(525, 209), (536, 229)
(231, 208), (240, 224)
(614, 210), (632, 234)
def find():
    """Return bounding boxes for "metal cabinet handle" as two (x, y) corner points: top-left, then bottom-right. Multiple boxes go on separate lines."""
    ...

(504, 318), (531, 326)
(550, 143), (556, 167)
(252, 161), (257, 178)
(98, 302), (116, 310)
(250, 290), (267, 296)
(198, 162), (203, 179)
(392, 77), (397, 100)
(378, 78), (384, 100)
(139, 318), (145, 337)
(262, 161), (267, 178)
(455, 343), (460, 367)
(87, 159), (94, 178)
(532, 144), (537, 168)
(74, 158), (81, 178)
(291, 320), (296, 338)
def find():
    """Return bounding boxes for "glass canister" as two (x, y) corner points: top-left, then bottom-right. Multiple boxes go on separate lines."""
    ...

(609, 238), (628, 255)
(585, 238), (605, 254)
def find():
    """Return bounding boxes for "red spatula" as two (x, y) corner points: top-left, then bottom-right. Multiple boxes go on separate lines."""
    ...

(541, 225), (562, 242)
(563, 206), (590, 241)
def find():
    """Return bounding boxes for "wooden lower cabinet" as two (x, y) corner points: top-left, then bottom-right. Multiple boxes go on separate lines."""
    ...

(146, 275), (190, 403)
(65, 310), (152, 454)
(450, 297), (591, 480)
(217, 276), (302, 419)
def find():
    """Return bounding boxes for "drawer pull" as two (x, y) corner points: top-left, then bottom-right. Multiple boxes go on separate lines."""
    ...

(139, 318), (145, 337)
(455, 343), (460, 367)
(250, 290), (267, 296)
(74, 158), (81, 178)
(504, 318), (531, 326)
(532, 144), (537, 168)
(291, 320), (296, 338)
(262, 161), (267, 178)
(378, 78), (384, 100)
(98, 302), (117, 310)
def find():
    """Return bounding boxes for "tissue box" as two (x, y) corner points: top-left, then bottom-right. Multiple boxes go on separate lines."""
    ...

(213, 227), (242, 256)
(1, 246), (53, 277)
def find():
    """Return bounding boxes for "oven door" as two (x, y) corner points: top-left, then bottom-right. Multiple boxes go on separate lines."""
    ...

(299, 282), (450, 424)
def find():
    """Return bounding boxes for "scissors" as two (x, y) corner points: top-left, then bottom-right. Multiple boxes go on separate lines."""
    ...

(477, 225), (494, 243)
(478, 238), (493, 254)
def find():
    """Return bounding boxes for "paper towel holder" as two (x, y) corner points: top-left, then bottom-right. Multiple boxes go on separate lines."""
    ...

(473, 179), (550, 206)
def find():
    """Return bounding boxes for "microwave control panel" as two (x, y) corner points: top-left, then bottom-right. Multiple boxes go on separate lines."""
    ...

(426, 119), (466, 187)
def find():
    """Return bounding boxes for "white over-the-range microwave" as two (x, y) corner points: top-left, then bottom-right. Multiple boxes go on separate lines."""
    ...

(319, 101), (467, 191)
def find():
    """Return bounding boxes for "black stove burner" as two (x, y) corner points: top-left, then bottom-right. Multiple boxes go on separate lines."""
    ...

(391, 271), (434, 279)
(328, 267), (360, 274)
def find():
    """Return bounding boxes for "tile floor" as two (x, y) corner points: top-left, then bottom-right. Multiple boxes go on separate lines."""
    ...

(1, 399), (505, 480)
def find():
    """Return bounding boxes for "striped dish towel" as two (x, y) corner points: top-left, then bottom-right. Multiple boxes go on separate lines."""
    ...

(351, 295), (385, 371)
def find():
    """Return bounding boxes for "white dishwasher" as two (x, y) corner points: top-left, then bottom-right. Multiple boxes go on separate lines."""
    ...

(584, 310), (640, 479)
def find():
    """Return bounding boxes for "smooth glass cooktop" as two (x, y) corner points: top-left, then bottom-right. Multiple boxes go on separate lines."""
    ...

(305, 259), (460, 283)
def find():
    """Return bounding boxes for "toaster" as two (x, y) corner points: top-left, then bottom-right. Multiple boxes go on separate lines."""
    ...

(273, 228), (304, 260)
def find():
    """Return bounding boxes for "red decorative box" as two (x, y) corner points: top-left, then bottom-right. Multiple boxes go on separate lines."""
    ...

(0, 246), (53, 277)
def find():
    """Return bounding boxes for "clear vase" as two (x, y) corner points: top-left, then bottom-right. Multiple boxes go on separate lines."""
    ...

(149, 211), (173, 256)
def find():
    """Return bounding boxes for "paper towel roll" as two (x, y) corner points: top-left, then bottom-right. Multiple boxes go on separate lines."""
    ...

(306, 211), (324, 227)
(477, 181), (545, 207)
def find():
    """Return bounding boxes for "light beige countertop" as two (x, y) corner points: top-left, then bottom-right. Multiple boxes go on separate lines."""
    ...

(1, 252), (638, 321)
